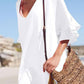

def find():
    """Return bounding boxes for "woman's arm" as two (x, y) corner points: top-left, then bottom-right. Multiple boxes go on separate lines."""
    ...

(43, 40), (69, 73)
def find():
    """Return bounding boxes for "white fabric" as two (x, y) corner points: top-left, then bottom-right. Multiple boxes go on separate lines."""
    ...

(16, 0), (80, 84)
(55, 0), (80, 45)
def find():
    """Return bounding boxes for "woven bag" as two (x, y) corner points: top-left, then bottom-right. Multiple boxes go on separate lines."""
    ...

(52, 48), (84, 84)
(42, 0), (84, 84)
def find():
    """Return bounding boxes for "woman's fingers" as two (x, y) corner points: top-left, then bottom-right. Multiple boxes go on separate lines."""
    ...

(47, 65), (54, 73)
(47, 65), (56, 73)
(45, 64), (51, 73)
(43, 61), (55, 73)
(43, 61), (47, 72)
(43, 61), (50, 72)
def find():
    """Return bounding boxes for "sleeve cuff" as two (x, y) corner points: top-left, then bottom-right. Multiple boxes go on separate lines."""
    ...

(58, 23), (80, 45)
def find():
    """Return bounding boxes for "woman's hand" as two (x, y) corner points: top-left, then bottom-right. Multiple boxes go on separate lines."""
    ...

(43, 54), (61, 73)
(43, 40), (69, 73)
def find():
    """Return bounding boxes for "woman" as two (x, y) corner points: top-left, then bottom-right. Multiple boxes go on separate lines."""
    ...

(16, 0), (80, 84)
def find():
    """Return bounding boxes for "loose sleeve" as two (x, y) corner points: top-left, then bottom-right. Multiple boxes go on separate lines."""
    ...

(56, 0), (81, 45)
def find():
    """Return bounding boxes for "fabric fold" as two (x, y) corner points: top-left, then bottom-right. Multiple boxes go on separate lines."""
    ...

(56, 0), (81, 45)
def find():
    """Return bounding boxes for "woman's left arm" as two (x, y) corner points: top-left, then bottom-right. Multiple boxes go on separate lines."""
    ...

(43, 40), (69, 73)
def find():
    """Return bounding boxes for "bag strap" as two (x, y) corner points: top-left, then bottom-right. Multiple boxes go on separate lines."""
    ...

(42, 0), (48, 61)
(42, 0), (55, 83)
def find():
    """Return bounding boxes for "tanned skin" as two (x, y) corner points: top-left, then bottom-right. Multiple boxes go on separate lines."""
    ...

(20, 0), (69, 74)
(43, 40), (69, 73)
(20, 0), (36, 17)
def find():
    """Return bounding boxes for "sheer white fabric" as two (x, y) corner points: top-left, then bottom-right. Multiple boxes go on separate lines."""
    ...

(56, 0), (80, 45)
(16, 0), (80, 84)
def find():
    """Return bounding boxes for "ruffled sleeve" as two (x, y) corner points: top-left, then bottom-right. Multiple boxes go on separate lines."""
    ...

(56, 0), (80, 45)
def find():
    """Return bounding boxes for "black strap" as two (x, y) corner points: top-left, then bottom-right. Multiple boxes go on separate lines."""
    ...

(42, 0), (48, 61)
(42, 0), (54, 80)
